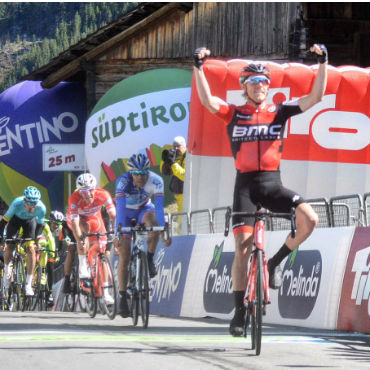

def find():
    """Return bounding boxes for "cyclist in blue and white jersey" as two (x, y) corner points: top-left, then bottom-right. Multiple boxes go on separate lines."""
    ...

(115, 152), (165, 317)
(0, 186), (47, 296)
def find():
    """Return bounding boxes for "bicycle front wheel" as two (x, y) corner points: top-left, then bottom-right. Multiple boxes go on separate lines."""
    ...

(29, 264), (41, 311)
(65, 265), (78, 312)
(13, 258), (26, 311)
(100, 255), (117, 320)
(254, 249), (264, 356)
(139, 252), (150, 328)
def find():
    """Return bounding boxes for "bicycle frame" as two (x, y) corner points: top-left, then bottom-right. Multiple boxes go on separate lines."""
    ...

(119, 221), (165, 328)
(80, 231), (116, 319)
(245, 217), (270, 309)
(5, 238), (32, 311)
(224, 208), (296, 355)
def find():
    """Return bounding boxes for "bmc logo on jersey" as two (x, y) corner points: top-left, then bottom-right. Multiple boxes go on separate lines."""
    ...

(232, 123), (282, 142)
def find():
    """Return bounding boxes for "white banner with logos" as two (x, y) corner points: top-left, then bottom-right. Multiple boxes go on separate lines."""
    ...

(179, 227), (355, 331)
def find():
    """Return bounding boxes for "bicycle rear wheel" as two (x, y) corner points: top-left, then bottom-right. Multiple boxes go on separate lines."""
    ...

(100, 255), (117, 320)
(254, 249), (264, 356)
(139, 252), (150, 328)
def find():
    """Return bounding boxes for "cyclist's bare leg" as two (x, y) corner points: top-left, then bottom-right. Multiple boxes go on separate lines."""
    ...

(230, 231), (253, 336)
(142, 212), (159, 254)
(232, 232), (253, 291)
(26, 243), (36, 275)
(3, 244), (15, 282)
(3, 243), (15, 265)
(117, 237), (131, 291)
(64, 244), (74, 276)
(268, 202), (318, 289)
(285, 202), (318, 250)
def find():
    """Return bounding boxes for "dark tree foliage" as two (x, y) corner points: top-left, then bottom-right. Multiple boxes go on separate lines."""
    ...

(0, 2), (137, 92)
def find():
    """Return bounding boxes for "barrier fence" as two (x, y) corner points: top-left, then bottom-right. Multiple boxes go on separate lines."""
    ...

(170, 193), (369, 236)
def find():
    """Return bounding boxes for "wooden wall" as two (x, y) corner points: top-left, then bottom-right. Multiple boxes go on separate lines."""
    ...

(93, 2), (302, 102)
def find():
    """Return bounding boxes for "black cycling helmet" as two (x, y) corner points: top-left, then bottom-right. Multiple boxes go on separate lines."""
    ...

(49, 210), (65, 224)
(239, 64), (271, 85)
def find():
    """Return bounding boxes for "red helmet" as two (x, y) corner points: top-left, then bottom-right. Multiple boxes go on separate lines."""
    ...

(239, 64), (271, 85)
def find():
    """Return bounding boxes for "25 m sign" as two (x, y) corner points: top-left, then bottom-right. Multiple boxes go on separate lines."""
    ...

(42, 144), (86, 171)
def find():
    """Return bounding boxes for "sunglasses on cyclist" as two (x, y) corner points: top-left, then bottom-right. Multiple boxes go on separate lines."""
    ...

(131, 170), (149, 176)
(246, 76), (270, 85)
(24, 200), (37, 207)
(79, 188), (95, 195)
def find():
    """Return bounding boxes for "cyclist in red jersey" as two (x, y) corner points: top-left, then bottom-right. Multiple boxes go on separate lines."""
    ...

(193, 44), (328, 336)
(66, 173), (116, 303)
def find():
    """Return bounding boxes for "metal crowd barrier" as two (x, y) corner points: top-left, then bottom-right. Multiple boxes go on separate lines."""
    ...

(167, 193), (368, 236)
(364, 193), (370, 227)
(190, 209), (213, 234)
(329, 194), (366, 227)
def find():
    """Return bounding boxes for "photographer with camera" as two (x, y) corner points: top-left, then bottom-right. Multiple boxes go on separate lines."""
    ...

(160, 136), (187, 212)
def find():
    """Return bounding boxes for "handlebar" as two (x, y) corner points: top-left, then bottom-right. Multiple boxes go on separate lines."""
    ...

(224, 208), (296, 238)
(81, 230), (115, 241)
(119, 225), (166, 233)
(5, 237), (34, 243)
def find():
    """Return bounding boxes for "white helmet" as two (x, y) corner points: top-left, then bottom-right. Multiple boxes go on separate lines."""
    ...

(76, 173), (97, 190)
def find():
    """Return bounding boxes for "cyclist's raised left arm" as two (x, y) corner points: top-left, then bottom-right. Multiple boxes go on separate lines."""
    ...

(298, 44), (328, 112)
(193, 47), (227, 114)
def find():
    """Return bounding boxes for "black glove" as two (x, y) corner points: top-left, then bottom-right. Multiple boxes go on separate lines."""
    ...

(313, 44), (328, 64)
(193, 47), (208, 69)
(167, 148), (177, 164)
(162, 149), (170, 161)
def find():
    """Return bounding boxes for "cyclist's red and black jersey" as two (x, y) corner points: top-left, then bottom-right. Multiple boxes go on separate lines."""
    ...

(215, 101), (302, 173)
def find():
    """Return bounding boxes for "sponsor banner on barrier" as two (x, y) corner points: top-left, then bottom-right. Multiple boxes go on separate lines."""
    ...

(265, 227), (354, 329)
(150, 236), (195, 317)
(337, 227), (370, 333)
(181, 234), (235, 319)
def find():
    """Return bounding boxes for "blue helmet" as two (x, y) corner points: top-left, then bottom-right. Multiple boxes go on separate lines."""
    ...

(24, 186), (41, 202)
(127, 153), (150, 171)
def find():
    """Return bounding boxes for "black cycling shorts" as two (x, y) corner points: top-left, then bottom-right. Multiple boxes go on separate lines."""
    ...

(232, 170), (305, 230)
(5, 215), (37, 242)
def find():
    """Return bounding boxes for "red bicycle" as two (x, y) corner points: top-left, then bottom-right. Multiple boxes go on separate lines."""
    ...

(79, 231), (117, 320)
(225, 207), (296, 355)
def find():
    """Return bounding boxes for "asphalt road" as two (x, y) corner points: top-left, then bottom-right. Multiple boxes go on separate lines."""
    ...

(0, 311), (368, 370)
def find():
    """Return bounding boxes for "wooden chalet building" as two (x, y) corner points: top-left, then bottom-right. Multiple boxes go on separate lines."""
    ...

(24, 2), (370, 113)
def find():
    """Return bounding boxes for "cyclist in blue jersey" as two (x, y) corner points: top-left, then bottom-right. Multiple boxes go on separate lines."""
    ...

(115, 152), (166, 317)
(0, 187), (47, 296)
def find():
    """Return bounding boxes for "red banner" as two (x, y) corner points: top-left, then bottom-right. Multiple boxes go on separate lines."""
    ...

(337, 227), (370, 333)
(189, 60), (370, 164)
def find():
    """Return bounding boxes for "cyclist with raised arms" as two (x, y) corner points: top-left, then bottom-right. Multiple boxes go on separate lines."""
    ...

(66, 173), (116, 304)
(0, 186), (46, 296)
(48, 210), (76, 294)
(193, 44), (328, 336)
(115, 152), (166, 317)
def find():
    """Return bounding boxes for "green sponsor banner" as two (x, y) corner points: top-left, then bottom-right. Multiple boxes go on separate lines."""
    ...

(85, 69), (192, 205)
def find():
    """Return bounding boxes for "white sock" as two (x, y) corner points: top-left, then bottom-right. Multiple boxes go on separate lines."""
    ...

(26, 274), (33, 286)
(78, 255), (87, 270)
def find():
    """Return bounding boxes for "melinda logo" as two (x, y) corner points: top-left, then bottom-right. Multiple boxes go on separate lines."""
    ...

(278, 250), (322, 319)
(203, 241), (234, 314)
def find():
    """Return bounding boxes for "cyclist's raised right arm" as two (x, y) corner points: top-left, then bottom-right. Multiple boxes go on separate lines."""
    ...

(193, 47), (227, 114)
